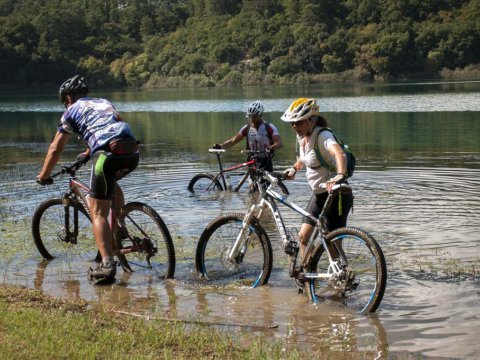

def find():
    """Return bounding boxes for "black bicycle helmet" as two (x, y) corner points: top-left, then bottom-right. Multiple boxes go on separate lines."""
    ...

(58, 75), (89, 104)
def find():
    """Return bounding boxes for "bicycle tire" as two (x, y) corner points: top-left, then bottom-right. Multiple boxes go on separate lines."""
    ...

(115, 202), (175, 279)
(188, 173), (223, 192)
(195, 213), (272, 287)
(32, 198), (98, 262)
(305, 227), (387, 314)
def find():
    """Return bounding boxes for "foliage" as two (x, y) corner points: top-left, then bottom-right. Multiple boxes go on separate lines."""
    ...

(0, 0), (479, 88)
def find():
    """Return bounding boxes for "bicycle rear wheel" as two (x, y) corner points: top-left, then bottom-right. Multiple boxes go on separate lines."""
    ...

(32, 198), (98, 262)
(116, 202), (175, 279)
(188, 173), (223, 193)
(195, 213), (272, 287)
(305, 227), (387, 314)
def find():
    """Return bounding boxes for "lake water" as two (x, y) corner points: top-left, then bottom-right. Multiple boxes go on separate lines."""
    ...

(0, 81), (479, 358)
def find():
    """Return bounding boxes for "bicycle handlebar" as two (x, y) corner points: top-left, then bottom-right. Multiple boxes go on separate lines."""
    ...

(318, 182), (352, 193)
(50, 158), (87, 179)
(240, 149), (272, 157)
(208, 148), (226, 154)
(261, 170), (352, 194)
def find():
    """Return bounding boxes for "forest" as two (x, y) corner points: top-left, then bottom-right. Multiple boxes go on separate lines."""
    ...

(0, 0), (479, 88)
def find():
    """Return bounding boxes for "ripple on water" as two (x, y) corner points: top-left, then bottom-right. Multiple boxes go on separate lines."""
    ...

(2, 163), (480, 358)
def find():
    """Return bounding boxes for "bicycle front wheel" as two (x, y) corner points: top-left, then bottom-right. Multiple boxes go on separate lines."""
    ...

(306, 227), (387, 314)
(32, 198), (98, 262)
(195, 213), (272, 287)
(188, 173), (223, 193)
(116, 202), (175, 279)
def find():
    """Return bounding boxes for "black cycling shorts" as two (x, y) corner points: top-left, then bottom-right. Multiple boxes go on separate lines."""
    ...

(89, 150), (139, 200)
(302, 191), (354, 231)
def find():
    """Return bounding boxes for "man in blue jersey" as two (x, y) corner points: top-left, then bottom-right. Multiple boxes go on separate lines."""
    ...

(37, 75), (139, 284)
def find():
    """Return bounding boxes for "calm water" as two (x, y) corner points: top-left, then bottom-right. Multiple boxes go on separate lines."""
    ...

(1, 82), (479, 359)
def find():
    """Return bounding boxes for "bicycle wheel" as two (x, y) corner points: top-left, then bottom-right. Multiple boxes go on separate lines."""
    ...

(188, 173), (223, 192)
(195, 213), (272, 287)
(32, 198), (98, 262)
(116, 202), (175, 279)
(305, 227), (387, 314)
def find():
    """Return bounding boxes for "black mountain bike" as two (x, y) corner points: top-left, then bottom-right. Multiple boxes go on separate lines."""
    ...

(32, 159), (176, 279)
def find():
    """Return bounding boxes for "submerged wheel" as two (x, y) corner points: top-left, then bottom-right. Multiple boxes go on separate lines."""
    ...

(195, 213), (272, 287)
(188, 173), (223, 193)
(305, 227), (387, 314)
(116, 202), (175, 279)
(32, 198), (98, 262)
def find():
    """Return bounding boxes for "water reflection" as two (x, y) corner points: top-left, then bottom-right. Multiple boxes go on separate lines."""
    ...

(1, 81), (479, 112)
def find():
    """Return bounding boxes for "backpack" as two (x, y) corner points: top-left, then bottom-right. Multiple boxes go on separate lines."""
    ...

(245, 122), (274, 152)
(313, 127), (356, 178)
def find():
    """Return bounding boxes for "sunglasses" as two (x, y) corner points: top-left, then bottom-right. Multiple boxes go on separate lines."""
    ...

(290, 119), (307, 127)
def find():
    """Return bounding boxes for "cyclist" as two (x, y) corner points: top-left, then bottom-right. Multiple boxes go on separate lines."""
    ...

(214, 100), (283, 172)
(36, 75), (139, 284)
(281, 98), (353, 257)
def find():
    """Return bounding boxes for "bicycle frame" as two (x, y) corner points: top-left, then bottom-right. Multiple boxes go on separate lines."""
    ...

(227, 172), (349, 281)
(51, 161), (130, 268)
(210, 149), (256, 191)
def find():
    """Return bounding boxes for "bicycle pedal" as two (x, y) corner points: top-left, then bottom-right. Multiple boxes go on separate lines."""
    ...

(289, 267), (303, 278)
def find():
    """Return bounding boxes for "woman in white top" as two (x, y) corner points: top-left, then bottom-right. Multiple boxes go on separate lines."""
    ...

(281, 98), (354, 257)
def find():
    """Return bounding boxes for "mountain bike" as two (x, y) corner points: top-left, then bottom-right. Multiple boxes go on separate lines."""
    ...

(188, 149), (272, 194)
(32, 159), (175, 279)
(195, 170), (387, 314)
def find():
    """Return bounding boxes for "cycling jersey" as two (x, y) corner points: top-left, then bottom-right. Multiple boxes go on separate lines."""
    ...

(297, 126), (338, 194)
(239, 121), (279, 152)
(58, 97), (136, 153)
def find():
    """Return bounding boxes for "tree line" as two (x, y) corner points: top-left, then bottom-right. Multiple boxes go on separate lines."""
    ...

(1, 0), (479, 89)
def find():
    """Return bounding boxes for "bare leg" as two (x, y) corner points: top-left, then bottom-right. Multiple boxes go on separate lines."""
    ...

(112, 184), (124, 215)
(298, 223), (315, 260)
(89, 197), (114, 260)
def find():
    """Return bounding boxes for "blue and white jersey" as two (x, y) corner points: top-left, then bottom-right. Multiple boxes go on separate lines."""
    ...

(58, 97), (135, 153)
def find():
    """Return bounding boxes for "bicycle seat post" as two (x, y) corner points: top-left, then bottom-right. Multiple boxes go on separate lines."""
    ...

(215, 152), (224, 172)
(214, 152), (228, 189)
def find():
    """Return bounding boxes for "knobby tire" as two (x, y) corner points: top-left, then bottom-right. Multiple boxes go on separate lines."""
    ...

(32, 198), (99, 262)
(305, 227), (387, 314)
(195, 213), (272, 287)
(115, 202), (175, 279)
(188, 173), (223, 193)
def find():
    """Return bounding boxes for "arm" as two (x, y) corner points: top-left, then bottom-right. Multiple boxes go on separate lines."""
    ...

(220, 132), (244, 150)
(325, 143), (347, 191)
(327, 143), (347, 176)
(284, 155), (303, 179)
(268, 134), (283, 152)
(37, 131), (71, 181)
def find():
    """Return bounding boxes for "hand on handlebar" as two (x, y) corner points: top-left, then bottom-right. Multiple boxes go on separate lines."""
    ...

(36, 177), (53, 186)
(283, 167), (297, 180)
(326, 173), (346, 192)
(76, 151), (91, 165)
(212, 143), (222, 150)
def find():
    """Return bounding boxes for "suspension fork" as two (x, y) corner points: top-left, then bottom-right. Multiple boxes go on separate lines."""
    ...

(62, 192), (78, 244)
(226, 200), (264, 261)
